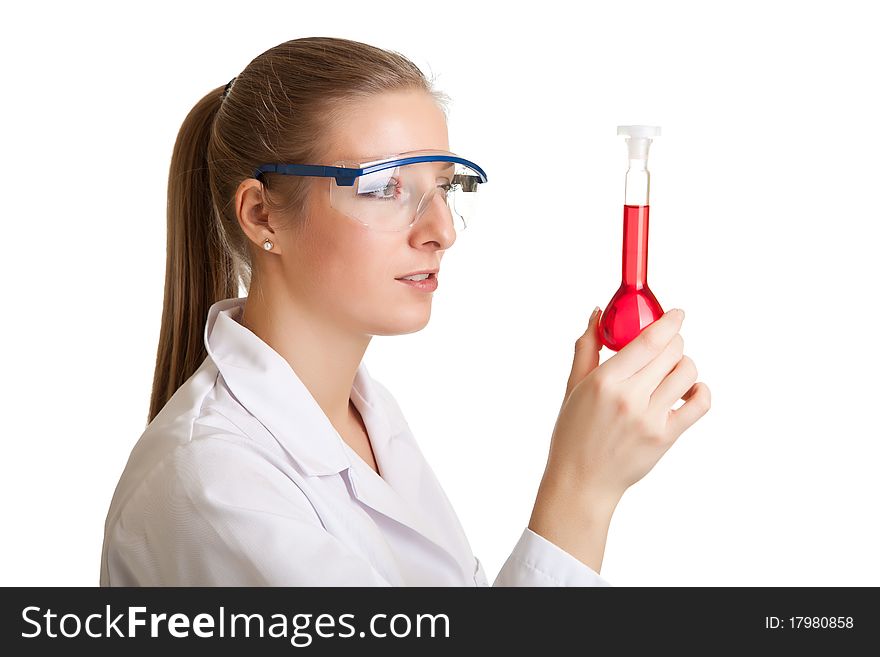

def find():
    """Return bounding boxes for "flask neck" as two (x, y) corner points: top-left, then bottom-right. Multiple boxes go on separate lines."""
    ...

(621, 204), (650, 289)
(627, 157), (647, 171)
(624, 164), (650, 206)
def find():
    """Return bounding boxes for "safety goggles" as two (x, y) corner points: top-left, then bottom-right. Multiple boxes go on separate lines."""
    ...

(254, 149), (488, 232)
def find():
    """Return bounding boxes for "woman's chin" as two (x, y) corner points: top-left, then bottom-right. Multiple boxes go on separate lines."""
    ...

(370, 306), (431, 336)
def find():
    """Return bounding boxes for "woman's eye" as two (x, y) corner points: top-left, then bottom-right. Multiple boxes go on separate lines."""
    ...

(365, 178), (399, 200)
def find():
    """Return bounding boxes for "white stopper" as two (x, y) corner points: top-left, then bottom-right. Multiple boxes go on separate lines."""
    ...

(617, 125), (661, 160)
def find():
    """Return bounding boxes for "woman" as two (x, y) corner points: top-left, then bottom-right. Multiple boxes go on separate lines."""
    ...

(99, 36), (711, 586)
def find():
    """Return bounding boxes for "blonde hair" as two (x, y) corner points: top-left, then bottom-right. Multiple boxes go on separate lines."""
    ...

(148, 36), (450, 424)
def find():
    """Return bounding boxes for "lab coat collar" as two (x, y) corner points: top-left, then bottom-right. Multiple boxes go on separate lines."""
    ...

(203, 297), (473, 574)
(204, 296), (395, 477)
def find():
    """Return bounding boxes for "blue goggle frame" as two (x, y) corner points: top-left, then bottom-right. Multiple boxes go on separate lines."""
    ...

(253, 152), (488, 187)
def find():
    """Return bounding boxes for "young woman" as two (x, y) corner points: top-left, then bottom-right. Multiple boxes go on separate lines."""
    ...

(99, 36), (710, 586)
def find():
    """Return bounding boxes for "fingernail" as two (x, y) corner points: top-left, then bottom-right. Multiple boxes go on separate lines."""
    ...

(590, 306), (601, 323)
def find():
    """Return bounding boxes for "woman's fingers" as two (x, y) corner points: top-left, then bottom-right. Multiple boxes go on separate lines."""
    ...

(663, 378), (711, 438)
(631, 332), (685, 398)
(650, 352), (698, 410)
(565, 306), (603, 400)
(602, 309), (685, 382)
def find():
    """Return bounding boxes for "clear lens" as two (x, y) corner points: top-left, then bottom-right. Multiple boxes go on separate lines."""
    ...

(330, 154), (483, 232)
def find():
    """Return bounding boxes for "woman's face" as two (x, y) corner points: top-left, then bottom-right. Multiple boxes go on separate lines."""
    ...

(277, 88), (456, 336)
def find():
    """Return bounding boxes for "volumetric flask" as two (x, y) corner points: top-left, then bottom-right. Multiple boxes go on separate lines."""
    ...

(598, 125), (665, 351)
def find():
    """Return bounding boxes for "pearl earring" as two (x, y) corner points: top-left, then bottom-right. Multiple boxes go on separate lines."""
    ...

(263, 238), (273, 251)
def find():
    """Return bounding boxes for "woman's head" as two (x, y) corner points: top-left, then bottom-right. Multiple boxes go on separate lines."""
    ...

(236, 88), (455, 337)
(150, 37), (454, 423)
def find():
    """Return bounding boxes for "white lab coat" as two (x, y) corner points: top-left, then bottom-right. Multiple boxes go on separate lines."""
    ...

(99, 297), (611, 587)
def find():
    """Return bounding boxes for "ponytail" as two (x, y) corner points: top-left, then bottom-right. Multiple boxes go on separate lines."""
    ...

(147, 87), (239, 424)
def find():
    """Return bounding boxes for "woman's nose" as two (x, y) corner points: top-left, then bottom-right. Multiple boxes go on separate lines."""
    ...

(416, 189), (452, 226)
(413, 191), (457, 245)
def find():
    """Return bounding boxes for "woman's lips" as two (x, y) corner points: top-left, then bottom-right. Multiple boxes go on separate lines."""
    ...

(395, 272), (438, 292)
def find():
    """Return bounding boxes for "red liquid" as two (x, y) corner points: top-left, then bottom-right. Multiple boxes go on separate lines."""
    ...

(599, 204), (664, 351)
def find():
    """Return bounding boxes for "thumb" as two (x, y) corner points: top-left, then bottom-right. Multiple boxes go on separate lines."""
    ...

(565, 306), (602, 399)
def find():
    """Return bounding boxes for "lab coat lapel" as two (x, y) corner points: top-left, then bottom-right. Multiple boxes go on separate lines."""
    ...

(204, 298), (351, 476)
(350, 367), (476, 578)
(204, 298), (473, 577)
(343, 443), (454, 559)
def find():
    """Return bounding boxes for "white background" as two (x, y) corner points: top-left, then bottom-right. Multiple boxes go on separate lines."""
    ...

(2, 0), (878, 586)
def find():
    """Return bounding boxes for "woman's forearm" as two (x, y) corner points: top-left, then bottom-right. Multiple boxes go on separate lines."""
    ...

(527, 472), (620, 574)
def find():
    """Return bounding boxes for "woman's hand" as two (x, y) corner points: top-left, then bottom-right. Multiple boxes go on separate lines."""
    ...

(528, 306), (712, 572)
